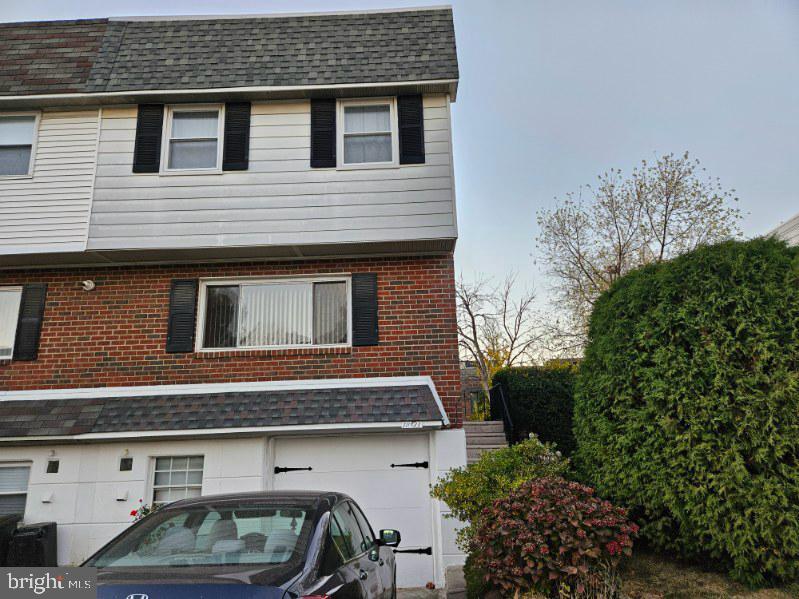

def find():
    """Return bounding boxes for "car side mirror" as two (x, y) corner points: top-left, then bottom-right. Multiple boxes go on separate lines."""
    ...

(379, 529), (401, 547)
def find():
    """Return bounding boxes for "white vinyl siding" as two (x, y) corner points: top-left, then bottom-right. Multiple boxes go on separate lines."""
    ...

(0, 287), (22, 359)
(0, 464), (31, 516)
(0, 109), (99, 255)
(87, 94), (456, 251)
(152, 456), (204, 506)
(772, 212), (799, 247)
(198, 277), (350, 351)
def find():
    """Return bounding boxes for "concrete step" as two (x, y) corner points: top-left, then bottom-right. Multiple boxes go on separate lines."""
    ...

(465, 433), (507, 445)
(463, 420), (505, 432)
(467, 446), (506, 464)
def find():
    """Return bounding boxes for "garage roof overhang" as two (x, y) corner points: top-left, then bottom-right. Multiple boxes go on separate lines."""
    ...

(0, 376), (449, 445)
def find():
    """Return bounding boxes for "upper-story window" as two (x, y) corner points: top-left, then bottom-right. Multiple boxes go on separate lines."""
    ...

(0, 287), (22, 359)
(197, 276), (350, 350)
(0, 114), (37, 177)
(163, 105), (223, 172)
(338, 98), (398, 167)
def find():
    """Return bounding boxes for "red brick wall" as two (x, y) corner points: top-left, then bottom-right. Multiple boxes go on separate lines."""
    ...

(0, 255), (462, 427)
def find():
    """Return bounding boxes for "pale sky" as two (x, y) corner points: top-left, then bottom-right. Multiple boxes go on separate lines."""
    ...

(4, 0), (799, 305)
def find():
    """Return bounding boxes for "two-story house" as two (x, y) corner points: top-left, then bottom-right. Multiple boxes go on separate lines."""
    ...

(0, 7), (464, 589)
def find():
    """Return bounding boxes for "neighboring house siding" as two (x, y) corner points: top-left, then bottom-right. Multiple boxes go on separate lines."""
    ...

(0, 255), (462, 426)
(773, 213), (799, 246)
(87, 94), (456, 251)
(0, 109), (98, 255)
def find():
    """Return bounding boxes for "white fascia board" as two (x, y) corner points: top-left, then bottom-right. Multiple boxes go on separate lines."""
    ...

(0, 79), (459, 104)
(0, 420), (444, 444)
(0, 375), (434, 401)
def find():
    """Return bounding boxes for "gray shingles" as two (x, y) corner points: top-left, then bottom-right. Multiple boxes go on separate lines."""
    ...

(0, 385), (443, 438)
(0, 9), (458, 96)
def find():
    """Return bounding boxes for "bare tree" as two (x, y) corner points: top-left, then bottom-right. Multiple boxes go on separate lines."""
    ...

(537, 152), (741, 348)
(457, 273), (543, 398)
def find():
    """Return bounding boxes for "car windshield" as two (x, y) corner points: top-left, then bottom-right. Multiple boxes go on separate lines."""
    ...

(86, 501), (316, 568)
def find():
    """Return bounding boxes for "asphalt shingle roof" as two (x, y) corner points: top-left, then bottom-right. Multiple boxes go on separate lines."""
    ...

(0, 8), (458, 96)
(0, 384), (443, 438)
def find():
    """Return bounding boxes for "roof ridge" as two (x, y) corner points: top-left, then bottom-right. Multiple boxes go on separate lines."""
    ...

(109, 5), (453, 23)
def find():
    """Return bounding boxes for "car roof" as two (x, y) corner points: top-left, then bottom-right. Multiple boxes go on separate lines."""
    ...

(163, 490), (353, 510)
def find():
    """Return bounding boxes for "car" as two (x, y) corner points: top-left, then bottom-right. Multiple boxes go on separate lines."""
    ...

(83, 491), (402, 599)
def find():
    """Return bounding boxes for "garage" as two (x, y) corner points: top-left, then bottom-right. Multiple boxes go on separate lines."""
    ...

(271, 432), (436, 589)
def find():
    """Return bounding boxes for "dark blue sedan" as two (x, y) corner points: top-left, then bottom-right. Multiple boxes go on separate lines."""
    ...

(84, 491), (401, 599)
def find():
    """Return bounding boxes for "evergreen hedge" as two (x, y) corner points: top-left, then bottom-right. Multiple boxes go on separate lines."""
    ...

(573, 238), (799, 585)
(493, 366), (577, 455)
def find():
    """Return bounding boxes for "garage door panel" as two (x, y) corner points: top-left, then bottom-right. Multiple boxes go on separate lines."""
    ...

(275, 470), (430, 508)
(273, 434), (429, 471)
(272, 433), (435, 588)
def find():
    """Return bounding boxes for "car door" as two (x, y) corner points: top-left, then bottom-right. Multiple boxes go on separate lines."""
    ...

(350, 501), (394, 599)
(332, 502), (384, 598)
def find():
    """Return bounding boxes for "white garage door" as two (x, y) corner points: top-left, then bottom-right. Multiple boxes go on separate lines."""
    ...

(271, 433), (435, 589)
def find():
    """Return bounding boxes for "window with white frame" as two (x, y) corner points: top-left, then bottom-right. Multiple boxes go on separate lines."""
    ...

(199, 277), (350, 350)
(164, 106), (223, 171)
(152, 456), (204, 506)
(0, 115), (37, 176)
(339, 99), (397, 166)
(0, 464), (31, 516)
(0, 287), (22, 359)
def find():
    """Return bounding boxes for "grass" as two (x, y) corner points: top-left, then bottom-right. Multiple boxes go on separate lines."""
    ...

(620, 550), (799, 599)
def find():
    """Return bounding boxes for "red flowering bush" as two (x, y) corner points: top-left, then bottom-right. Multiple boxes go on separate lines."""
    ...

(472, 477), (637, 596)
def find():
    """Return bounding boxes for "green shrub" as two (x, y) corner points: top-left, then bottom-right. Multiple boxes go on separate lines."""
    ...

(463, 552), (492, 599)
(493, 366), (577, 455)
(430, 435), (569, 550)
(574, 238), (799, 585)
(473, 477), (637, 596)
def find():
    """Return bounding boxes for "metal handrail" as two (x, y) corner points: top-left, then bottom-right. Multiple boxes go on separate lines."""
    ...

(489, 384), (515, 445)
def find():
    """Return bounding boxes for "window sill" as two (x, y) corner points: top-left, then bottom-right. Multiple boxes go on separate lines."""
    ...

(158, 168), (222, 176)
(193, 346), (352, 359)
(336, 162), (400, 171)
(0, 174), (33, 180)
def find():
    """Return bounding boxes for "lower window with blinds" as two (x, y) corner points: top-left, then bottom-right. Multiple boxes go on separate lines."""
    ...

(199, 277), (350, 350)
(0, 464), (31, 516)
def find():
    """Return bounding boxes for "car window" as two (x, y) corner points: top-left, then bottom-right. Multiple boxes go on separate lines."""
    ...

(331, 502), (368, 558)
(85, 502), (315, 568)
(350, 503), (376, 551)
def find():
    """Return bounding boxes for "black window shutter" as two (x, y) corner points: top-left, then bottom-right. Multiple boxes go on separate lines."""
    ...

(222, 102), (251, 171)
(13, 283), (47, 361)
(310, 98), (336, 168)
(352, 273), (378, 347)
(398, 95), (425, 165)
(132, 104), (164, 173)
(166, 279), (199, 353)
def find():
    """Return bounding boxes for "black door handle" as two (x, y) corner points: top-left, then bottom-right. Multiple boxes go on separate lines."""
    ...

(359, 569), (368, 580)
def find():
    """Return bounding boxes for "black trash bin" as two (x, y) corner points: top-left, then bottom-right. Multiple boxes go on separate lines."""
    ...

(0, 514), (22, 566)
(7, 522), (57, 566)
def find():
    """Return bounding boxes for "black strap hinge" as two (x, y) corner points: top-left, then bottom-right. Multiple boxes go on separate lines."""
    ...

(394, 547), (432, 555)
(391, 461), (429, 469)
(274, 466), (313, 474)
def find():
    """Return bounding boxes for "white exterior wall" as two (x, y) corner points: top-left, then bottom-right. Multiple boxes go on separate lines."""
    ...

(0, 109), (99, 256)
(0, 429), (466, 588)
(0, 438), (266, 565)
(772, 212), (799, 246)
(87, 94), (457, 251)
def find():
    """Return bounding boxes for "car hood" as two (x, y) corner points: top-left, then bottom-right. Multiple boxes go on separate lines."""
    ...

(95, 565), (301, 599)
